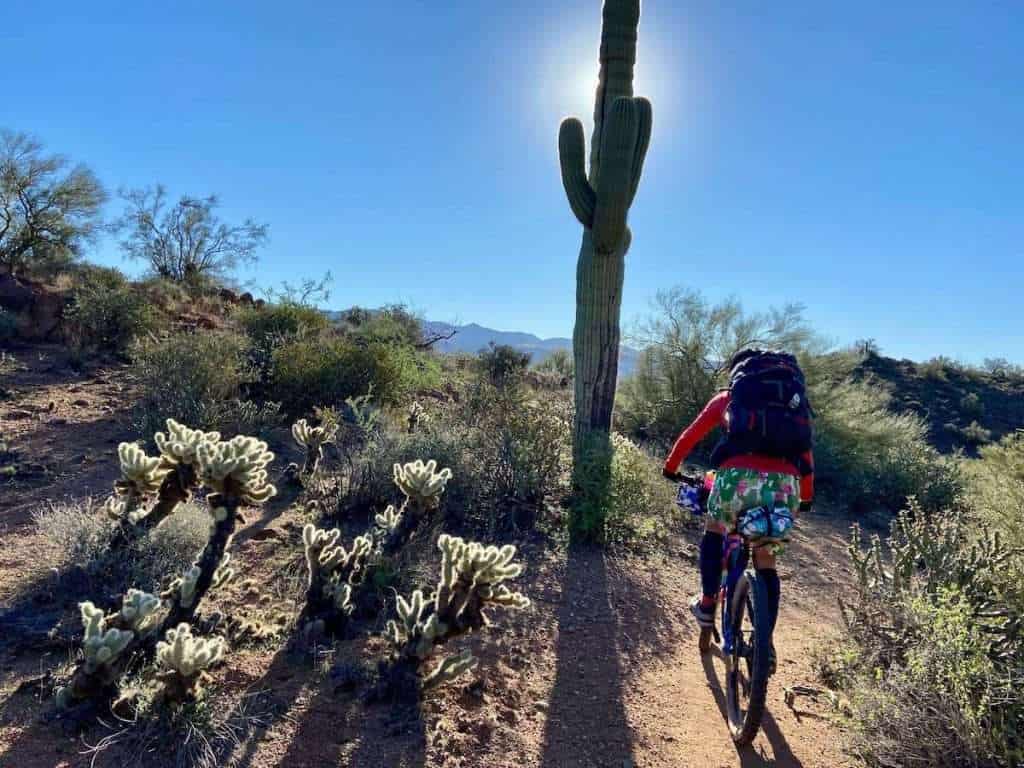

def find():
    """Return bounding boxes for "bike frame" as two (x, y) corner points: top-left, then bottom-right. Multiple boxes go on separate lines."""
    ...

(719, 533), (750, 655)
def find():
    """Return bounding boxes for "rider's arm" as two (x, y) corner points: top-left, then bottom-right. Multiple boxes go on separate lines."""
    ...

(798, 449), (814, 513)
(664, 391), (729, 474)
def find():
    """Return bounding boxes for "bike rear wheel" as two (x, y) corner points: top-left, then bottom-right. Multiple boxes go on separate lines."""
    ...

(725, 570), (772, 745)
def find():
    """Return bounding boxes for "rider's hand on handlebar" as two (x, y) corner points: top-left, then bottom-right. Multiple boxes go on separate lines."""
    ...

(662, 467), (684, 482)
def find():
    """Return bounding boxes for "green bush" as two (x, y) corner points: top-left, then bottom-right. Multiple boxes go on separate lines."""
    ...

(130, 330), (257, 435)
(811, 379), (962, 513)
(960, 391), (985, 419)
(963, 431), (1024, 547)
(477, 343), (531, 389)
(268, 335), (438, 416)
(235, 300), (328, 347)
(830, 503), (1024, 767)
(340, 384), (570, 536)
(573, 433), (679, 546)
(64, 268), (158, 354)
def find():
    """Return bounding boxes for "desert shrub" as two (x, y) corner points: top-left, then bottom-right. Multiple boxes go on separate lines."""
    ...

(963, 431), (1024, 545)
(34, 498), (208, 595)
(477, 343), (531, 389)
(919, 356), (953, 381)
(573, 433), (679, 546)
(236, 300), (328, 349)
(346, 304), (425, 347)
(959, 420), (993, 447)
(960, 391), (985, 419)
(65, 268), (158, 354)
(268, 335), (438, 416)
(811, 379), (962, 513)
(830, 503), (1024, 767)
(130, 330), (256, 435)
(342, 386), (569, 536)
(533, 349), (573, 379)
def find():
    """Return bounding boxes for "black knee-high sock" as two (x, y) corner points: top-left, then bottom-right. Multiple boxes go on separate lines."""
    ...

(699, 531), (725, 603)
(758, 568), (781, 635)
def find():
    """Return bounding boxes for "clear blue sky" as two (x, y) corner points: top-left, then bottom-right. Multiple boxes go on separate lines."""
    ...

(5, 0), (1022, 363)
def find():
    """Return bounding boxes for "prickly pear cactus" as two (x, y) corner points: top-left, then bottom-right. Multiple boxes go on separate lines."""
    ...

(558, 0), (652, 484)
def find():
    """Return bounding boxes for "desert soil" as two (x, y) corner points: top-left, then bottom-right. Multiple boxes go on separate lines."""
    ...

(1, 345), (856, 768)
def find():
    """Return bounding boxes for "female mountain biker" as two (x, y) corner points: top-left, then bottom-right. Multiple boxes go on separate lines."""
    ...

(662, 348), (814, 649)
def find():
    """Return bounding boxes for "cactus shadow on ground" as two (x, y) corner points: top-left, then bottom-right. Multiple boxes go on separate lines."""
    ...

(539, 543), (637, 767)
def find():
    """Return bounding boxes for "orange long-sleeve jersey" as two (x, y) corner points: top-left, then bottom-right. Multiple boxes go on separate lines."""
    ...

(664, 390), (814, 503)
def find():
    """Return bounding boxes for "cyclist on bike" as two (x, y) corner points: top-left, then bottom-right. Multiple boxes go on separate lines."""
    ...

(663, 348), (814, 647)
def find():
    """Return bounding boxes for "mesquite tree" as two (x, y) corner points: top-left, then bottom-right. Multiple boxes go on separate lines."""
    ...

(558, 0), (652, 486)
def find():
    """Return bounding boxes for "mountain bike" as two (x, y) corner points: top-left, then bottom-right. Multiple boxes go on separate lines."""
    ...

(672, 470), (785, 746)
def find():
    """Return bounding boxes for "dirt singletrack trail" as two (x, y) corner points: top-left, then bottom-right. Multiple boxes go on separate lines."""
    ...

(506, 522), (855, 768)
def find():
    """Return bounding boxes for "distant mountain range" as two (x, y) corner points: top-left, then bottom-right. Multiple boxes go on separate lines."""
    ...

(324, 311), (641, 376)
(421, 321), (640, 377)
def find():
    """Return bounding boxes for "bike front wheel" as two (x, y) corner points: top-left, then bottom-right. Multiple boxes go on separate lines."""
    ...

(724, 570), (772, 745)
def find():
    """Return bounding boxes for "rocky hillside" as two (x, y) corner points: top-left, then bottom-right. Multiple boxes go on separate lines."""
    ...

(854, 353), (1024, 454)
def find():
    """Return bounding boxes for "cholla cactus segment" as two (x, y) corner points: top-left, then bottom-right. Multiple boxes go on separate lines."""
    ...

(156, 623), (225, 679)
(291, 418), (337, 450)
(212, 553), (235, 590)
(435, 535), (531, 618)
(116, 442), (171, 498)
(171, 565), (202, 608)
(393, 459), (452, 508)
(196, 436), (276, 504)
(374, 505), (402, 536)
(79, 601), (134, 672)
(120, 589), (161, 632)
(423, 649), (479, 689)
(154, 419), (221, 466)
(325, 581), (354, 614)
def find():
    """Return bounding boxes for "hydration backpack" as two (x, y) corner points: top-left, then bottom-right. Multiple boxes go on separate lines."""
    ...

(710, 350), (813, 472)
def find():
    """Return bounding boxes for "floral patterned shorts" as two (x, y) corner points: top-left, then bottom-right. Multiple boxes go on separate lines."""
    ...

(707, 468), (800, 547)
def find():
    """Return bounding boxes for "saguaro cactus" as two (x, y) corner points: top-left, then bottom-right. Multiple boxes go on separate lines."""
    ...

(558, 0), (652, 483)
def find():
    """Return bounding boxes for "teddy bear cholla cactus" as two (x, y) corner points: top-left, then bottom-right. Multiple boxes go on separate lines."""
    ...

(380, 459), (452, 555)
(161, 436), (275, 630)
(108, 419), (222, 534)
(55, 590), (162, 708)
(300, 524), (372, 635)
(155, 623), (226, 703)
(383, 534), (530, 692)
(292, 418), (338, 477)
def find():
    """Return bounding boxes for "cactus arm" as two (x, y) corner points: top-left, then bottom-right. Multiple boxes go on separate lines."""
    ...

(559, 118), (596, 227)
(592, 97), (640, 254)
(629, 96), (653, 205)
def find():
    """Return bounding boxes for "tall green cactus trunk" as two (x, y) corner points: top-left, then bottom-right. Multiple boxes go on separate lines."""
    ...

(559, 0), (652, 506)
